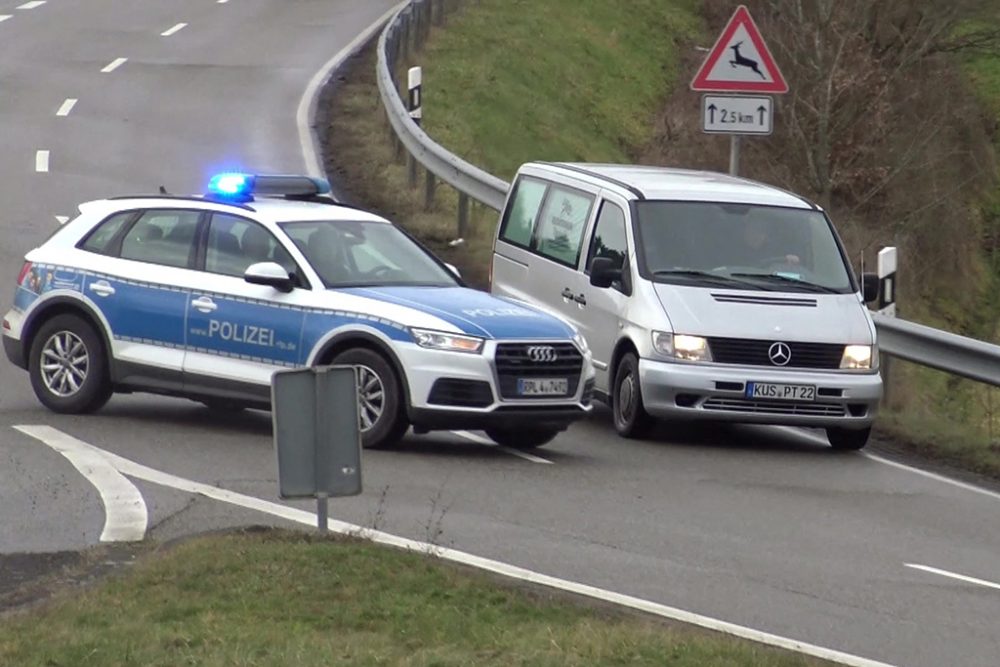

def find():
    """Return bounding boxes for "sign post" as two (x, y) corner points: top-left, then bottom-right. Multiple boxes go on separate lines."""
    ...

(691, 5), (788, 175)
(272, 365), (362, 533)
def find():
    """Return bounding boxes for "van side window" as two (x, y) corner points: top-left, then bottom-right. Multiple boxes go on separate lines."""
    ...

(586, 201), (628, 275)
(499, 177), (547, 247)
(533, 185), (594, 267)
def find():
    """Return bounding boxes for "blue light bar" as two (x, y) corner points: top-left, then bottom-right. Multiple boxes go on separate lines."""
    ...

(205, 173), (331, 202)
(207, 173), (254, 201)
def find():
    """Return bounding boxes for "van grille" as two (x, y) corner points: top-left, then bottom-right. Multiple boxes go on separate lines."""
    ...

(703, 398), (846, 417)
(494, 343), (583, 399)
(707, 337), (844, 369)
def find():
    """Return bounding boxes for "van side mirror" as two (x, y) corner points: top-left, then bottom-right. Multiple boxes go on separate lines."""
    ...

(245, 262), (294, 293)
(590, 257), (621, 288)
(861, 272), (879, 303)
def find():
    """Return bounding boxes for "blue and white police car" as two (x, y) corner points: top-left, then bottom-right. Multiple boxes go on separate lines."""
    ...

(3, 174), (594, 449)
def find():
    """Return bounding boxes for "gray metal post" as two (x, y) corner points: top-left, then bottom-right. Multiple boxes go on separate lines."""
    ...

(458, 192), (469, 238)
(729, 135), (741, 175)
(425, 170), (436, 210)
(317, 492), (329, 533)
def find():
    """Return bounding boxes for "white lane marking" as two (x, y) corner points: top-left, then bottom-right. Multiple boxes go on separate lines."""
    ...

(35, 150), (49, 172)
(453, 430), (553, 464)
(101, 57), (127, 73)
(14, 426), (147, 542)
(56, 98), (78, 117)
(39, 428), (893, 667)
(17, 1), (46, 9)
(905, 563), (1000, 592)
(217, 0), (229, 3)
(296, 1), (408, 177)
(0, 15), (12, 23)
(772, 426), (1000, 504)
(161, 22), (187, 37)
(55, 215), (69, 224)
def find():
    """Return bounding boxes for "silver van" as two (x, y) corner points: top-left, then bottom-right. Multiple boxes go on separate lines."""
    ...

(490, 163), (882, 450)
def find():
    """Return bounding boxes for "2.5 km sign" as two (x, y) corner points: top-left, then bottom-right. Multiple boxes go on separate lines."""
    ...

(702, 95), (772, 135)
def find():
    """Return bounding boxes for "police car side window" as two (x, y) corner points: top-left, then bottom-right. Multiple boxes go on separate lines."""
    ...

(119, 210), (202, 269)
(532, 185), (594, 267)
(205, 214), (298, 280)
(79, 212), (134, 255)
(499, 177), (547, 248)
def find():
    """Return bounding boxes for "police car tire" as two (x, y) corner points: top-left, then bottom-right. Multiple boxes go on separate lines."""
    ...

(612, 352), (654, 439)
(484, 428), (560, 449)
(331, 347), (408, 450)
(29, 314), (112, 414)
(826, 426), (871, 451)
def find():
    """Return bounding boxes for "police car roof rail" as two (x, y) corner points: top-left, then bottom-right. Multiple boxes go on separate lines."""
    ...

(106, 194), (255, 212)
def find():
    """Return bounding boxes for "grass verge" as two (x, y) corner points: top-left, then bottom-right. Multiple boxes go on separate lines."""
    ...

(0, 529), (827, 667)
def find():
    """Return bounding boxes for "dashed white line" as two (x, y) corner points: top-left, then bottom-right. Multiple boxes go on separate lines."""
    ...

(14, 426), (147, 542)
(0, 15), (12, 23)
(55, 215), (69, 224)
(17, 1), (46, 9)
(905, 563), (1000, 591)
(217, 0), (230, 4)
(101, 57), (127, 73)
(161, 22), (187, 37)
(56, 98), (78, 117)
(35, 150), (49, 172)
(453, 430), (554, 464)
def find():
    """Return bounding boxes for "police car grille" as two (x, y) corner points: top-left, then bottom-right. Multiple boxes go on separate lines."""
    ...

(706, 337), (844, 369)
(428, 379), (494, 408)
(703, 397), (846, 417)
(495, 343), (583, 399)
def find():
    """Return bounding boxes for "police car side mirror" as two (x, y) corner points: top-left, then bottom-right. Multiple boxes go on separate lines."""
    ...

(245, 262), (294, 293)
(861, 272), (879, 303)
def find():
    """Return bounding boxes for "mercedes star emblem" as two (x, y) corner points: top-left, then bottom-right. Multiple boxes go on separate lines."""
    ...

(767, 342), (791, 366)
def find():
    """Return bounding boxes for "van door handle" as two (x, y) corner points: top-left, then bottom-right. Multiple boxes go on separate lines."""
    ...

(191, 296), (217, 313)
(573, 293), (587, 306)
(88, 280), (115, 297)
(561, 288), (574, 300)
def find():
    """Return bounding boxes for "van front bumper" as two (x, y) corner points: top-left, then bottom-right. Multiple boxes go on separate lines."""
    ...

(638, 358), (881, 428)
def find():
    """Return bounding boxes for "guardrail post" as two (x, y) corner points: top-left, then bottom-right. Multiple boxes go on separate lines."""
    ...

(458, 192), (469, 239)
(412, 1), (424, 50)
(424, 170), (436, 210)
(433, 0), (445, 26)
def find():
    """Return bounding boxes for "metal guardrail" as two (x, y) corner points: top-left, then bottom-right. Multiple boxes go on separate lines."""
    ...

(374, 1), (1000, 386)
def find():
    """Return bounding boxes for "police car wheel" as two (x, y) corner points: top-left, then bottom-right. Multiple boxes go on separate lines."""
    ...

(485, 428), (560, 449)
(826, 426), (871, 451)
(331, 348), (408, 449)
(612, 353), (654, 439)
(29, 314), (112, 414)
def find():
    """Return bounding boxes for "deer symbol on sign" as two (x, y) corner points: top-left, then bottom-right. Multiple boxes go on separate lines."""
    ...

(729, 41), (765, 79)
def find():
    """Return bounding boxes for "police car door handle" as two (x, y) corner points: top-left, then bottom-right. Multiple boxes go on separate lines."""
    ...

(88, 280), (115, 297)
(191, 296), (217, 313)
(561, 288), (574, 300)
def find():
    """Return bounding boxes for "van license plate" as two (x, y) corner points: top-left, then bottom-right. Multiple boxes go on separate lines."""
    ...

(518, 378), (568, 396)
(746, 382), (815, 402)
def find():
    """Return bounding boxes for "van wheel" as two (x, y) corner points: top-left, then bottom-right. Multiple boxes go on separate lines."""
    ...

(612, 352), (654, 438)
(29, 314), (112, 414)
(485, 427), (561, 449)
(826, 426), (871, 451)
(330, 348), (409, 450)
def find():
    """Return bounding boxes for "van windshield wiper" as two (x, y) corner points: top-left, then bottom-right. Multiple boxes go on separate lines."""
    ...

(652, 269), (766, 289)
(730, 272), (843, 294)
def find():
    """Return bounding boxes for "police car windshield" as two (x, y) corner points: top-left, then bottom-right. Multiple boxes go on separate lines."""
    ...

(635, 201), (855, 294)
(280, 220), (458, 288)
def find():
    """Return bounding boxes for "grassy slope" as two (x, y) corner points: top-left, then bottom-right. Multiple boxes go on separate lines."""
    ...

(0, 531), (821, 667)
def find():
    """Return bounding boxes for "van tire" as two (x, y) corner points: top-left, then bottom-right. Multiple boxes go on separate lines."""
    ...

(485, 427), (561, 449)
(29, 314), (112, 414)
(331, 347), (409, 450)
(826, 426), (871, 451)
(612, 352), (654, 439)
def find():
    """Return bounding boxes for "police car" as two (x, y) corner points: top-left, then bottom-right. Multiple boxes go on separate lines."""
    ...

(3, 174), (594, 449)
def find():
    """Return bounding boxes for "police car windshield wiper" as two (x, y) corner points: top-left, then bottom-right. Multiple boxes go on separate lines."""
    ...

(652, 269), (765, 289)
(730, 272), (842, 294)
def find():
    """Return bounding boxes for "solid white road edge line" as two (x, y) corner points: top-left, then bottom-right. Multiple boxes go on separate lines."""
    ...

(35, 150), (49, 172)
(161, 22), (187, 37)
(101, 57), (127, 73)
(904, 563), (1000, 592)
(296, 1), (408, 178)
(452, 429), (553, 464)
(772, 426), (1000, 503)
(56, 98), (78, 117)
(34, 426), (894, 667)
(0, 15), (13, 23)
(14, 426), (147, 542)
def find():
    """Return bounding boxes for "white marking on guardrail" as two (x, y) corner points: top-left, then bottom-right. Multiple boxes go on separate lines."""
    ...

(296, 1), (407, 178)
(453, 430), (553, 464)
(42, 428), (893, 666)
(905, 563), (1000, 591)
(55, 215), (69, 224)
(35, 150), (49, 172)
(161, 22), (187, 37)
(17, 1), (45, 9)
(14, 426), (147, 542)
(101, 57), (127, 73)
(56, 98), (78, 117)
(0, 15), (12, 23)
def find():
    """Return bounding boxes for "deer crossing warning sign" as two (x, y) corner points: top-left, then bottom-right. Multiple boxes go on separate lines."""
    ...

(691, 5), (788, 94)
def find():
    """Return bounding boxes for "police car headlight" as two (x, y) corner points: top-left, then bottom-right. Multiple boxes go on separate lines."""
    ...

(411, 328), (484, 354)
(841, 344), (874, 369)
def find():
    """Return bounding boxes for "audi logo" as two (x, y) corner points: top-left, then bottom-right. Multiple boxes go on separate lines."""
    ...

(526, 345), (558, 363)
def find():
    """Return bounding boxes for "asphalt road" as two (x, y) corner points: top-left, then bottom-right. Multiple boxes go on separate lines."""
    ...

(0, 3), (998, 667)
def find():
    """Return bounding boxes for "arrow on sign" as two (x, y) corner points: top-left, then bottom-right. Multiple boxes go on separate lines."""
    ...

(708, 103), (717, 124)
(758, 105), (766, 124)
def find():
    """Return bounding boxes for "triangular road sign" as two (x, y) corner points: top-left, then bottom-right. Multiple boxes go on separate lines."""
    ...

(691, 5), (788, 93)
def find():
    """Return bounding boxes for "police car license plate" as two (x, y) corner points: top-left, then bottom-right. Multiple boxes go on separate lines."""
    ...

(518, 378), (568, 396)
(746, 382), (815, 402)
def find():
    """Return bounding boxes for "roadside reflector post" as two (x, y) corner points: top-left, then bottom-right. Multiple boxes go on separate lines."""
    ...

(407, 66), (422, 189)
(272, 365), (362, 534)
(877, 246), (899, 408)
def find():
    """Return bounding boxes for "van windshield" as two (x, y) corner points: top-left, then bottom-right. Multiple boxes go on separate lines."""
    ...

(634, 201), (855, 294)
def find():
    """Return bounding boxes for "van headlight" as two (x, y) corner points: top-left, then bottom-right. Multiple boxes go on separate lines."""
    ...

(652, 331), (712, 362)
(411, 328), (484, 354)
(840, 344), (875, 369)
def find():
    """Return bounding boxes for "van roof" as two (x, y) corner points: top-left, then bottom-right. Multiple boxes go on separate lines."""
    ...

(528, 162), (817, 210)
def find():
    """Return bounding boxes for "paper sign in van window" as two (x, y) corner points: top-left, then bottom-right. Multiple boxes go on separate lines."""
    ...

(534, 186), (593, 266)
